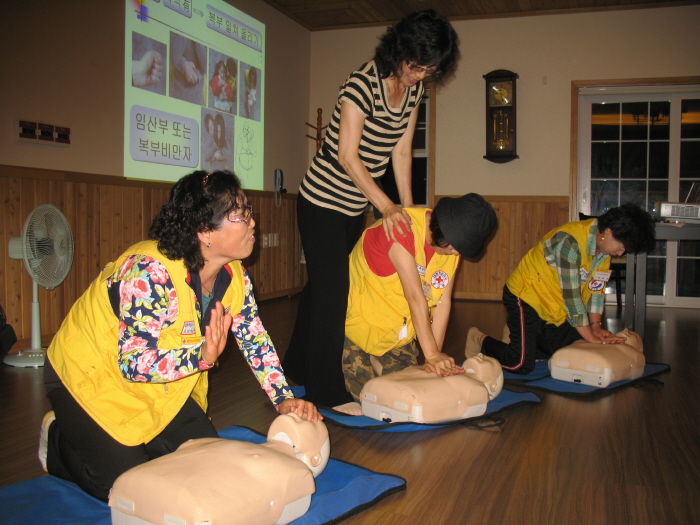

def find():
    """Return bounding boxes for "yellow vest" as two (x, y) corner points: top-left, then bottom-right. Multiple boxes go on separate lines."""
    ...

(346, 208), (460, 356)
(506, 219), (610, 326)
(47, 240), (245, 446)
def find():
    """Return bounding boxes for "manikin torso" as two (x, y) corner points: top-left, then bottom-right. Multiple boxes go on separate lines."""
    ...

(108, 413), (330, 525)
(549, 328), (645, 387)
(360, 354), (504, 424)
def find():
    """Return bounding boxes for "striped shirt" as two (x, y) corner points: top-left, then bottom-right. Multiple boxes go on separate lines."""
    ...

(299, 61), (425, 216)
(543, 221), (607, 327)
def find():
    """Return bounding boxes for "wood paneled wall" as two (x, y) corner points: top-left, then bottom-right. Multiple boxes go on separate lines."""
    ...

(1, 166), (568, 344)
(0, 165), (305, 344)
(437, 195), (570, 301)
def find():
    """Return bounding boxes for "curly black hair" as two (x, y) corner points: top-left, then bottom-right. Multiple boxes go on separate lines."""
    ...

(373, 9), (459, 82)
(149, 170), (243, 272)
(597, 203), (656, 254)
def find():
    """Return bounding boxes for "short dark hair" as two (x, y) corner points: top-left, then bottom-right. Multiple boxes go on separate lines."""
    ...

(428, 211), (449, 249)
(373, 9), (459, 82)
(149, 170), (243, 272)
(597, 203), (656, 253)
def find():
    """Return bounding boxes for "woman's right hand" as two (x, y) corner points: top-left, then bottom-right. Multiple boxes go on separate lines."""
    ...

(423, 353), (464, 377)
(202, 301), (232, 365)
(381, 203), (412, 243)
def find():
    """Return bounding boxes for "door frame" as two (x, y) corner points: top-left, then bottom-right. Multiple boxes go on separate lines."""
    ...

(569, 76), (700, 306)
(569, 76), (700, 221)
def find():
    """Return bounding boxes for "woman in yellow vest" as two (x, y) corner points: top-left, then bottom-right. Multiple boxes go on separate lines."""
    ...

(39, 170), (320, 501)
(337, 194), (497, 415)
(465, 204), (656, 374)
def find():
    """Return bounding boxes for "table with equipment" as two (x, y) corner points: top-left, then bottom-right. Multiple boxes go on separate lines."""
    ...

(624, 222), (700, 338)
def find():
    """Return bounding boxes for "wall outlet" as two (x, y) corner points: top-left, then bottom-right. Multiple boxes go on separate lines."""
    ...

(261, 233), (278, 248)
(14, 118), (71, 147)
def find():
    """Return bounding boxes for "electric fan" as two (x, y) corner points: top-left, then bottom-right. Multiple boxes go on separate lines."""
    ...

(5, 204), (74, 368)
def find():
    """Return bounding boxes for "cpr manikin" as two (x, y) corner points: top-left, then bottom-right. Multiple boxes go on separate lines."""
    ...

(549, 328), (644, 388)
(108, 413), (330, 525)
(360, 353), (504, 424)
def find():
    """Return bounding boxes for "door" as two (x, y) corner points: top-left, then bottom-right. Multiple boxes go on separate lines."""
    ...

(577, 85), (700, 307)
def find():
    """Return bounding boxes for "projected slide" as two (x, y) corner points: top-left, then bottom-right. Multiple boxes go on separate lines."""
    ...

(125, 0), (265, 188)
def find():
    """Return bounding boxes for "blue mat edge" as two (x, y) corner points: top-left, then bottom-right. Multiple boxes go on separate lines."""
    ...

(318, 479), (406, 525)
(0, 426), (407, 525)
(217, 425), (407, 525)
(505, 362), (671, 396)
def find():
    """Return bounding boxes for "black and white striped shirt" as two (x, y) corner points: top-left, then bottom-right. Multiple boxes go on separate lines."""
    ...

(299, 61), (424, 216)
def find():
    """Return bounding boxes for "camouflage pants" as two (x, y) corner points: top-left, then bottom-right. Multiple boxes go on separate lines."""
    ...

(342, 337), (419, 402)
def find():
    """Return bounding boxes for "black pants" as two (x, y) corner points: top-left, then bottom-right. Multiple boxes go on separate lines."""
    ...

(46, 386), (218, 502)
(481, 285), (582, 374)
(282, 194), (365, 407)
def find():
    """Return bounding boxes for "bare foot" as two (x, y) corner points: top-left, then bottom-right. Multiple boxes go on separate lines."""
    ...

(333, 402), (362, 416)
(465, 327), (486, 358)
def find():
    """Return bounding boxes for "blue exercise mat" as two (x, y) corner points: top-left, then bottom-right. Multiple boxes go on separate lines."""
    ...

(0, 426), (405, 525)
(292, 387), (541, 432)
(503, 361), (670, 395)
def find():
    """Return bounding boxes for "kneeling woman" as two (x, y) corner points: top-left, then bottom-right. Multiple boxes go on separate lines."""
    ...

(41, 170), (319, 501)
(339, 194), (497, 414)
(469, 203), (656, 375)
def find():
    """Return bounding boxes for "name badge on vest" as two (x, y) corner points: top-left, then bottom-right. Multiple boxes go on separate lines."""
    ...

(422, 282), (433, 302)
(416, 263), (426, 276)
(182, 321), (196, 335)
(579, 268), (590, 283)
(592, 270), (612, 283)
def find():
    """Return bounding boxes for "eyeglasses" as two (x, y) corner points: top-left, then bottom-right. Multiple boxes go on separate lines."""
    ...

(224, 204), (254, 226)
(407, 63), (438, 76)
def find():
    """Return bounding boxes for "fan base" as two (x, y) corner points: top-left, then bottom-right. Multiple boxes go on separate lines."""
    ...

(3, 349), (46, 368)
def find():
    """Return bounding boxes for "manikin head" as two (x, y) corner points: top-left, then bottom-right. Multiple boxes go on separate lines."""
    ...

(267, 413), (330, 477)
(462, 353), (504, 400)
(614, 329), (643, 352)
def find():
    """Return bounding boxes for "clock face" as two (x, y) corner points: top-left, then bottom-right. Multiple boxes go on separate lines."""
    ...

(489, 81), (513, 107)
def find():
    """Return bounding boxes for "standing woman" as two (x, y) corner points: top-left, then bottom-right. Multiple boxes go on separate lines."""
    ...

(40, 170), (319, 502)
(283, 10), (459, 408)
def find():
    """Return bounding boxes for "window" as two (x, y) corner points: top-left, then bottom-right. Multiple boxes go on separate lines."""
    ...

(577, 84), (700, 307)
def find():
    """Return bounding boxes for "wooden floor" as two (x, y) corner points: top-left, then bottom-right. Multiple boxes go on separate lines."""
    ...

(2, 298), (700, 524)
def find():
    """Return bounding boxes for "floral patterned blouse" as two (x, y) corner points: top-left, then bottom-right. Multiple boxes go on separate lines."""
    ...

(107, 255), (294, 408)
